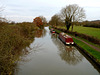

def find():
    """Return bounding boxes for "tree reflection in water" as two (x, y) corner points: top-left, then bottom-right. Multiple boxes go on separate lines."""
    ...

(51, 34), (83, 65)
(34, 29), (47, 38)
(16, 28), (46, 69)
(15, 29), (46, 74)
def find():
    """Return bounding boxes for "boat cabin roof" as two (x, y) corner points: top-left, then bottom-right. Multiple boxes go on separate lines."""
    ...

(60, 32), (71, 38)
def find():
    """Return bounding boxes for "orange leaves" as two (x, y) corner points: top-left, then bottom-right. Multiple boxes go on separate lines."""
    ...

(33, 17), (43, 27)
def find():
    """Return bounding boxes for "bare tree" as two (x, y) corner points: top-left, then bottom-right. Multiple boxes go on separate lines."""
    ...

(49, 14), (64, 26)
(0, 5), (8, 26)
(60, 4), (86, 31)
(49, 14), (59, 26)
(39, 16), (47, 25)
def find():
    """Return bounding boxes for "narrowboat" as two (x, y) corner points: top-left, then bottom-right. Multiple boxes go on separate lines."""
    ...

(50, 28), (55, 33)
(58, 32), (74, 45)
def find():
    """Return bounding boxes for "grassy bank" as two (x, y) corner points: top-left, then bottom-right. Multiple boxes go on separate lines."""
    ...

(51, 27), (100, 63)
(0, 22), (39, 75)
(73, 38), (100, 62)
(72, 36), (100, 49)
(57, 26), (100, 40)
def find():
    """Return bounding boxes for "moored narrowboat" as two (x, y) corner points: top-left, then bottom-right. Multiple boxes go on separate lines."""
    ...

(50, 28), (55, 33)
(58, 32), (74, 45)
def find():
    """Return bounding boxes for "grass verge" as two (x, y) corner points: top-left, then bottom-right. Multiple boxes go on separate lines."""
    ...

(65, 33), (100, 49)
(52, 27), (100, 63)
(73, 38), (100, 62)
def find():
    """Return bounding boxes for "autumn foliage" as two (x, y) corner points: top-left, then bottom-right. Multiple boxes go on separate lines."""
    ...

(33, 17), (43, 28)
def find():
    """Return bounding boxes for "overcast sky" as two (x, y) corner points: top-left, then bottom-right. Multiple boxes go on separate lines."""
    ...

(0, 0), (100, 22)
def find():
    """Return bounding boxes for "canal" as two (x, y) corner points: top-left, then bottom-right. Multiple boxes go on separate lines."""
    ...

(15, 27), (100, 75)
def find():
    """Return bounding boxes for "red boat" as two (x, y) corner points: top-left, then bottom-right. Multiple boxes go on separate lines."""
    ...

(50, 28), (55, 33)
(59, 32), (74, 45)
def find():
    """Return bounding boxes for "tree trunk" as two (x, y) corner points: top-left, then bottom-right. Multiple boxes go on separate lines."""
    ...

(71, 24), (73, 31)
(66, 25), (70, 30)
(66, 22), (71, 31)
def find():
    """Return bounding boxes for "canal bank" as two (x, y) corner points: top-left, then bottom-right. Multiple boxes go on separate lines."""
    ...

(50, 26), (100, 66)
(15, 27), (100, 75)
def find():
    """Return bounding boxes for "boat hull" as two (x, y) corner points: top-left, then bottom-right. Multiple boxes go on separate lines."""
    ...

(58, 32), (74, 45)
(50, 28), (55, 33)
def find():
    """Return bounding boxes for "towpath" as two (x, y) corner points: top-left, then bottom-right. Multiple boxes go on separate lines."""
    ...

(72, 36), (100, 52)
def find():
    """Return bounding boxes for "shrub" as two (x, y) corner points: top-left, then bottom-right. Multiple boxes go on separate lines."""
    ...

(0, 22), (37, 74)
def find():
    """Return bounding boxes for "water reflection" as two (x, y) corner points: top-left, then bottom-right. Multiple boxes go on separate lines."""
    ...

(0, 40), (34, 75)
(18, 28), (46, 60)
(51, 34), (83, 65)
(14, 27), (100, 75)
(34, 29), (47, 38)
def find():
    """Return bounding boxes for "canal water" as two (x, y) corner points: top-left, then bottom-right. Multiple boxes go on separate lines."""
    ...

(15, 27), (100, 75)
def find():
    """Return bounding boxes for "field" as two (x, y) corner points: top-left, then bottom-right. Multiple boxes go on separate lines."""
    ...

(58, 26), (100, 40)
